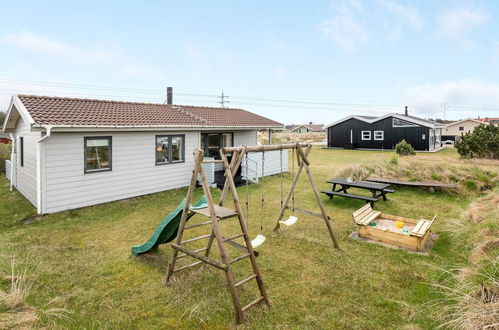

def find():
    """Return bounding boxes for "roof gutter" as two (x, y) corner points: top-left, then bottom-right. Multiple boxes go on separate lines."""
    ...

(36, 125), (52, 214)
(9, 133), (15, 191)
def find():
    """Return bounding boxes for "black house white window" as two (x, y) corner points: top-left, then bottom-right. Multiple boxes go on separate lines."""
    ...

(374, 131), (384, 140)
(361, 131), (371, 140)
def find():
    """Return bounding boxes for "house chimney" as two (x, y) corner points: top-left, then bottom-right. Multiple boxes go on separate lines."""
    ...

(309, 121), (312, 125)
(404, 106), (408, 116)
(167, 87), (173, 105)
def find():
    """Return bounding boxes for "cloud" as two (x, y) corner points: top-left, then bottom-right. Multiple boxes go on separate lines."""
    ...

(184, 44), (203, 58)
(377, 0), (423, 39)
(379, 0), (423, 30)
(1, 31), (162, 81)
(404, 79), (499, 106)
(317, 0), (423, 50)
(436, 8), (488, 39)
(1, 31), (114, 62)
(119, 64), (160, 81)
(316, 2), (369, 51)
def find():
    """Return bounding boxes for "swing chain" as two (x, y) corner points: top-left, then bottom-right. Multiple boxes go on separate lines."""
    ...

(279, 149), (283, 208)
(245, 152), (250, 223)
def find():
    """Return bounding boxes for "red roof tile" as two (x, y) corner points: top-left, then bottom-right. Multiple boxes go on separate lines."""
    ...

(18, 95), (283, 128)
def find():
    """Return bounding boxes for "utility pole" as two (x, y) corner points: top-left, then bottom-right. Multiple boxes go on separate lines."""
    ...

(440, 99), (448, 120)
(218, 90), (229, 108)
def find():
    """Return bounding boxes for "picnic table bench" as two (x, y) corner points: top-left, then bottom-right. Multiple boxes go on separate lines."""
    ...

(321, 178), (395, 206)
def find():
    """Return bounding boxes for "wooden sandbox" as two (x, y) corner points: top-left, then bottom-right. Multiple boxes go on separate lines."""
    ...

(352, 204), (436, 252)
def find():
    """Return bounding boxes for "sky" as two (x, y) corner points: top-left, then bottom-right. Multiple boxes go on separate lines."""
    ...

(1, 0), (499, 124)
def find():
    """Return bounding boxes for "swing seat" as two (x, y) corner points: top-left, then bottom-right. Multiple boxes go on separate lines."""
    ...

(279, 216), (298, 227)
(251, 234), (266, 248)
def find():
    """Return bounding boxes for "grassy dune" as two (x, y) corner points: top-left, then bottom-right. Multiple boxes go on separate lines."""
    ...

(0, 147), (497, 329)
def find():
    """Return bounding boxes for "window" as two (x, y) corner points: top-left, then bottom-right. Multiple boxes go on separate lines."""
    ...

(459, 126), (464, 131)
(201, 133), (233, 159)
(374, 131), (384, 140)
(19, 137), (24, 167)
(393, 118), (418, 127)
(84, 137), (112, 173)
(156, 135), (185, 165)
(361, 131), (371, 140)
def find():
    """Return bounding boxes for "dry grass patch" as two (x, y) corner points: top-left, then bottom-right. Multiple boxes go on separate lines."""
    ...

(0, 257), (72, 329)
(336, 157), (497, 196)
(428, 191), (499, 329)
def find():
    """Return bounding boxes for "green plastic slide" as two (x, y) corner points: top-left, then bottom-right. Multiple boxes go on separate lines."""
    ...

(131, 196), (207, 256)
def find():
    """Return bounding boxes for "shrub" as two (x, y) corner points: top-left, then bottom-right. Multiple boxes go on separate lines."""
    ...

(395, 139), (415, 156)
(0, 143), (11, 175)
(456, 124), (499, 159)
(388, 155), (398, 165)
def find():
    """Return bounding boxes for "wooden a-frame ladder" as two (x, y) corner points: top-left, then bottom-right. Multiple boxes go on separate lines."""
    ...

(165, 147), (270, 323)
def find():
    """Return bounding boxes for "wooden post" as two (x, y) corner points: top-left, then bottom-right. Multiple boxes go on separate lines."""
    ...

(299, 147), (340, 249)
(165, 149), (205, 283)
(220, 151), (270, 308)
(198, 155), (245, 322)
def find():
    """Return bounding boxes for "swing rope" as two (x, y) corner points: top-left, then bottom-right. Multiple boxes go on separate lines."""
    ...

(291, 146), (295, 213)
(259, 151), (265, 233)
(249, 151), (266, 248)
(245, 152), (250, 227)
(279, 149), (283, 208)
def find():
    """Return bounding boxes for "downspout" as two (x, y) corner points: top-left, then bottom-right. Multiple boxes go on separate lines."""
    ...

(36, 125), (52, 214)
(9, 133), (15, 191)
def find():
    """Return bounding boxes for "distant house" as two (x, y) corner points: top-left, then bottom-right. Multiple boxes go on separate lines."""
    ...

(286, 122), (325, 133)
(2, 94), (285, 214)
(475, 117), (499, 125)
(443, 119), (488, 142)
(0, 132), (11, 144)
(326, 108), (446, 151)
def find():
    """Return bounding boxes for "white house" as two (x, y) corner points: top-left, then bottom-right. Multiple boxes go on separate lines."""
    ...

(2, 94), (286, 214)
(443, 119), (488, 142)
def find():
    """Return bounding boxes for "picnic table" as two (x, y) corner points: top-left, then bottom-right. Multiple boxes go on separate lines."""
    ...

(321, 178), (395, 206)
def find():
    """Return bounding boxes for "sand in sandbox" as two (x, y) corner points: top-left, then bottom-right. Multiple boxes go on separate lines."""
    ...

(369, 219), (415, 234)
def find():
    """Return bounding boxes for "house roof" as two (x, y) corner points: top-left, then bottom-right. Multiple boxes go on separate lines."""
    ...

(286, 124), (325, 131)
(446, 119), (488, 127)
(3, 95), (283, 131)
(326, 113), (446, 129)
(475, 117), (499, 123)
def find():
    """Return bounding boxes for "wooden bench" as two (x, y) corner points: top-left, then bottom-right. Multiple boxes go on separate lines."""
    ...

(383, 188), (396, 194)
(366, 177), (457, 189)
(321, 190), (379, 206)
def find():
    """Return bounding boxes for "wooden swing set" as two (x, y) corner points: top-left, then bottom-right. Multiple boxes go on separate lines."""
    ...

(165, 142), (340, 323)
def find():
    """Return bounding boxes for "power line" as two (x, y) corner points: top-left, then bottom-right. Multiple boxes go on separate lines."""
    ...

(1, 78), (498, 114)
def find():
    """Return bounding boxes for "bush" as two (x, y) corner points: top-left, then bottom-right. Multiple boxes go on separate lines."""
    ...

(456, 124), (499, 159)
(395, 139), (415, 156)
(0, 143), (10, 175)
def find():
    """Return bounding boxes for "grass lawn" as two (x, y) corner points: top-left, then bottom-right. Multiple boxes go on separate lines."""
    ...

(0, 147), (496, 329)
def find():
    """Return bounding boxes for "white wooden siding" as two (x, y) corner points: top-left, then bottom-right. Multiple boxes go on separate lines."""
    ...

(5, 160), (12, 181)
(42, 131), (199, 213)
(212, 130), (258, 172)
(242, 150), (289, 181)
(14, 118), (39, 207)
(234, 130), (257, 146)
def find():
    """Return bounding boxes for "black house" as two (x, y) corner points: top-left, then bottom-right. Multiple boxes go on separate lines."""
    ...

(326, 110), (446, 151)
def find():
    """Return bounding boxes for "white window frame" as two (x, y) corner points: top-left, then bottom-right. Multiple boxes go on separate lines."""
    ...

(361, 131), (371, 140)
(374, 131), (384, 140)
